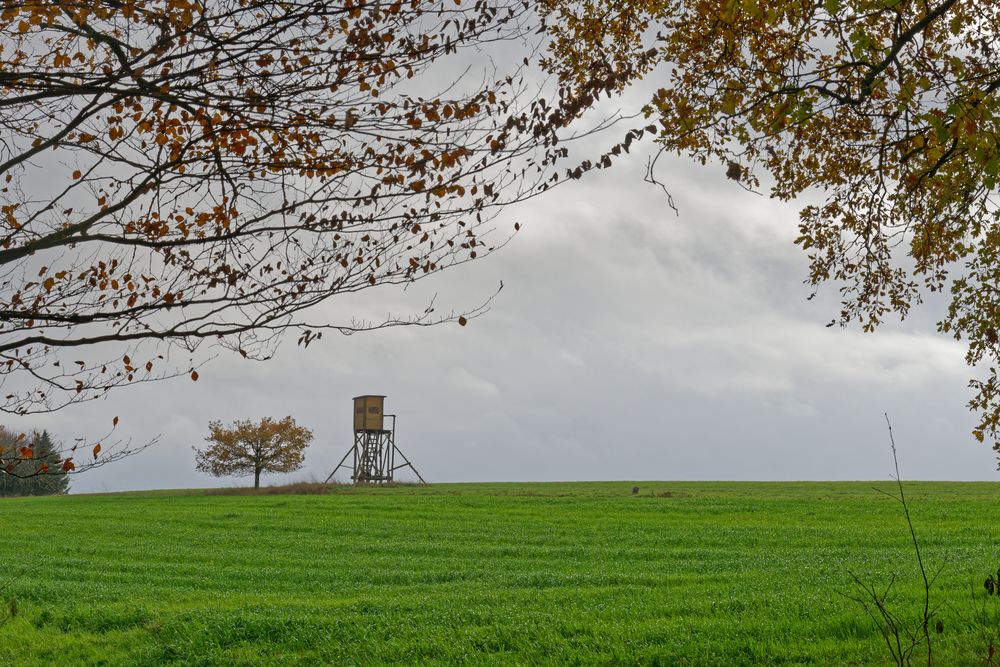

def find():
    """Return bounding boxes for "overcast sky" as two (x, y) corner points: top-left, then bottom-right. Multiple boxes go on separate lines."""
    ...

(16, 99), (999, 492)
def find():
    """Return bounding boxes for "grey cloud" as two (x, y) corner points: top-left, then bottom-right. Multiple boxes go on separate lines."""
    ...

(15, 137), (996, 492)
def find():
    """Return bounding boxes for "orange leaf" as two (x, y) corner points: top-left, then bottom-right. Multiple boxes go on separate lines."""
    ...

(62, 458), (75, 472)
(112, 416), (119, 427)
(191, 370), (199, 381)
(93, 443), (101, 458)
(458, 316), (468, 326)
(18, 446), (33, 458)
(72, 169), (82, 179)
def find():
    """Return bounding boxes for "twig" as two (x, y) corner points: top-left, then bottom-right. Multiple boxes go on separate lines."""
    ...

(885, 413), (934, 666)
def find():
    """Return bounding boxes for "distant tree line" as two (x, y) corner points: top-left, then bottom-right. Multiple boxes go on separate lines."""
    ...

(0, 428), (70, 497)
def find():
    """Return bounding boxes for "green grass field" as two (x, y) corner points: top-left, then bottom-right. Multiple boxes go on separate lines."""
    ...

(2, 481), (1000, 665)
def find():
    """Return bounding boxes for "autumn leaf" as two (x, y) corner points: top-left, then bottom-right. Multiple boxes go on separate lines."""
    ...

(458, 315), (468, 326)
(191, 370), (199, 381)
(93, 443), (102, 458)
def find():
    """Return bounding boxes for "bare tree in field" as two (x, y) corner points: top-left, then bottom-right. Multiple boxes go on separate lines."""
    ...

(195, 416), (313, 489)
(0, 0), (594, 475)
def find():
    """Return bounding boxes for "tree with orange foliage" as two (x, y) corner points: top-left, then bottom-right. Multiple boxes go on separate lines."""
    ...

(0, 1), (574, 425)
(195, 416), (313, 489)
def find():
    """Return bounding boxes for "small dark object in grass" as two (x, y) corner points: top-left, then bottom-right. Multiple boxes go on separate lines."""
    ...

(631, 486), (639, 495)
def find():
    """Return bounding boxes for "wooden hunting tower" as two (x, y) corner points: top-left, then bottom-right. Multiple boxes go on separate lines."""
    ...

(326, 395), (425, 485)
(353, 394), (384, 431)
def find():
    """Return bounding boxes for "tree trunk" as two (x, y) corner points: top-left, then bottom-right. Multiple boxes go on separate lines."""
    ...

(254, 467), (261, 489)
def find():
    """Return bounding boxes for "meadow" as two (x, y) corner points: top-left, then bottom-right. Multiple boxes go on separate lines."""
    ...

(1, 481), (999, 665)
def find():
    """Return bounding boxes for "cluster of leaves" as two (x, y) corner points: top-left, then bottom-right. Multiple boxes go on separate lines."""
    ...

(0, 0), (574, 416)
(0, 427), (69, 495)
(540, 0), (1000, 454)
(194, 416), (313, 488)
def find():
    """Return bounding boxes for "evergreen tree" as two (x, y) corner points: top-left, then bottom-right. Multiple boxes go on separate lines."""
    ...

(0, 429), (70, 497)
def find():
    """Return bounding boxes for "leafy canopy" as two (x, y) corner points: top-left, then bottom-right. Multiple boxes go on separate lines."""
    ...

(541, 0), (1000, 457)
